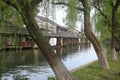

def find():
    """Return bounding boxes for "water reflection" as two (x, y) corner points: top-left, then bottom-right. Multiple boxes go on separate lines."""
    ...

(0, 44), (97, 80)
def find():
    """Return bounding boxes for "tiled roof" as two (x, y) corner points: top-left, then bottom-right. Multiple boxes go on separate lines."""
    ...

(36, 15), (68, 30)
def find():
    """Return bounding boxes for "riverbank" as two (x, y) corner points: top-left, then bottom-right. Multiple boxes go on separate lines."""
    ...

(70, 60), (97, 73)
(72, 53), (120, 80)
(48, 52), (120, 80)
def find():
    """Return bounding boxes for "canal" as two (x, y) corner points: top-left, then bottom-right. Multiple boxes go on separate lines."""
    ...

(0, 44), (98, 80)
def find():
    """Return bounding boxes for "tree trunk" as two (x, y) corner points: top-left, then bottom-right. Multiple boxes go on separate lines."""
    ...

(111, 4), (118, 61)
(111, 27), (117, 61)
(20, 5), (76, 80)
(82, 0), (109, 70)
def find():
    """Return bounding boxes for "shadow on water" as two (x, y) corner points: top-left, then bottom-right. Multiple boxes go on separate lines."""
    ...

(0, 44), (95, 80)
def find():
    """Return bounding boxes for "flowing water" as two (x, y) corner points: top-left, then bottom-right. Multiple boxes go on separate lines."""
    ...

(0, 44), (98, 80)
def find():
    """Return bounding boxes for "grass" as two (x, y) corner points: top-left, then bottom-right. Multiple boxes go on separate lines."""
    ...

(72, 53), (120, 80)
(48, 76), (56, 80)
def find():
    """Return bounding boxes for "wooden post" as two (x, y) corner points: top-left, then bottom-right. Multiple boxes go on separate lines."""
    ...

(60, 37), (63, 46)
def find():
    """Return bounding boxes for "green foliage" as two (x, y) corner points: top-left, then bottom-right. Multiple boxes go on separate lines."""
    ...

(66, 0), (78, 29)
(93, 0), (120, 43)
(0, 1), (24, 27)
(102, 1), (112, 20)
(28, 0), (32, 4)
(48, 76), (56, 80)
(95, 13), (111, 41)
(93, 0), (120, 42)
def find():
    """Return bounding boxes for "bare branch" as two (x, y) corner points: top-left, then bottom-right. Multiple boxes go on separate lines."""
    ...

(52, 2), (85, 12)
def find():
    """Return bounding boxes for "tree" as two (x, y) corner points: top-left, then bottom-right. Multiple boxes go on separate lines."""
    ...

(81, 0), (109, 70)
(2, 0), (76, 80)
(111, 0), (120, 61)
(53, 0), (109, 70)
(93, 0), (120, 61)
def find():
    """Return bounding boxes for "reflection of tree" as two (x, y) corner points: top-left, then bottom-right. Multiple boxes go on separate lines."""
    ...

(33, 49), (49, 65)
(56, 44), (91, 60)
(79, 44), (91, 51)
(0, 50), (7, 72)
(34, 49), (40, 65)
(0, 49), (50, 71)
(17, 50), (34, 65)
(0, 50), (7, 79)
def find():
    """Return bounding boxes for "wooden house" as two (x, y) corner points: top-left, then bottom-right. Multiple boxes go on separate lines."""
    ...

(36, 15), (80, 46)
(0, 25), (34, 49)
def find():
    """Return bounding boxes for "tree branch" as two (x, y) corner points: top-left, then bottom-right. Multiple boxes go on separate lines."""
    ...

(78, 0), (83, 3)
(73, 28), (85, 35)
(94, 5), (107, 20)
(30, 0), (43, 10)
(113, 0), (120, 11)
(52, 2), (85, 12)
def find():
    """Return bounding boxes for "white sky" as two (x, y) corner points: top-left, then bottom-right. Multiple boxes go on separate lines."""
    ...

(55, 8), (67, 26)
